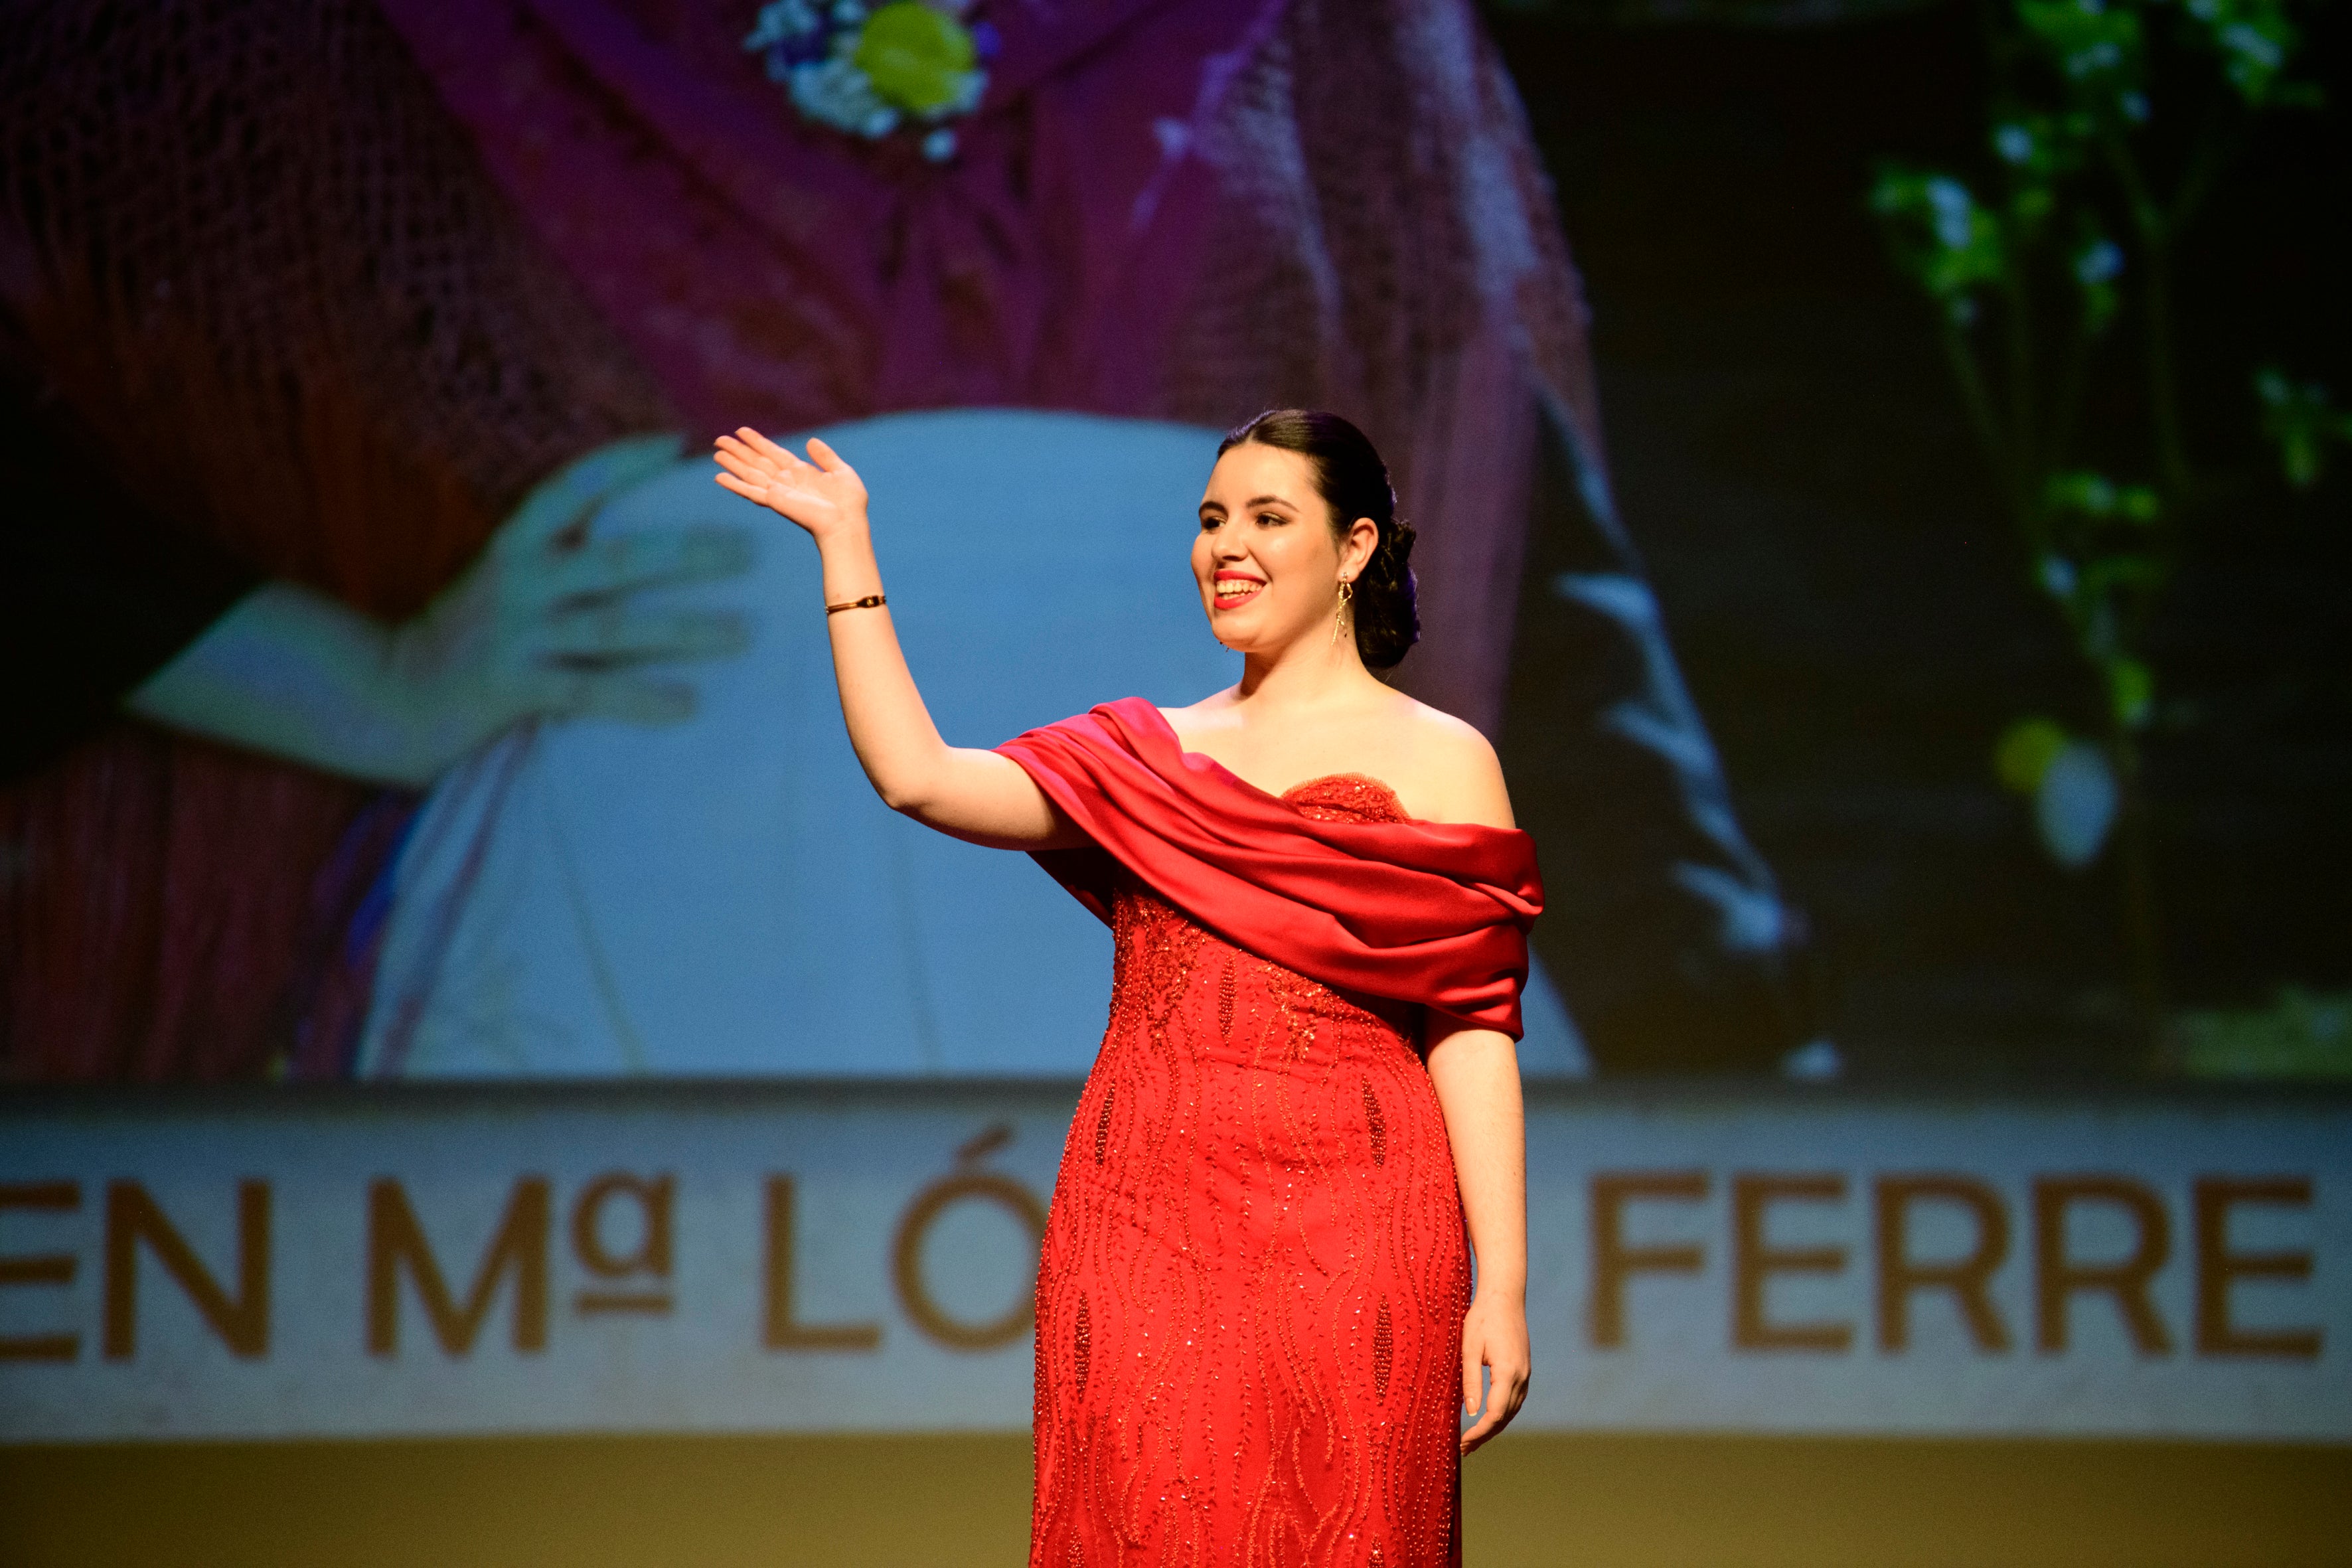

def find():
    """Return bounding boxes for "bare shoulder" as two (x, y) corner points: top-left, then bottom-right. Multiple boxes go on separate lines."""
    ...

(1395, 698), (1514, 829)
(1156, 688), (1239, 746)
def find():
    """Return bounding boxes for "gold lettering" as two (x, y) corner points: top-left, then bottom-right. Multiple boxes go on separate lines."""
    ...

(2033, 1176), (2172, 1356)
(2193, 1176), (2319, 1360)
(1588, 1170), (1708, 1350)
(1732, 1173), (1851, 1352)
(1875, 1175), (2011, 1353)
(366, 1177), (549, 1357)
(571, 1171), (674, 1317)
(763, 1175), (880, 1351)
(102, 1180), (270, 1360)
(0, 1182), (82, 1362)
(892, 1172), (1048, 1352)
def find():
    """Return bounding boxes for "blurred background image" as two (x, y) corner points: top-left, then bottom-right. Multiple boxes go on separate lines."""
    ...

(1, 0), (2346, 1563)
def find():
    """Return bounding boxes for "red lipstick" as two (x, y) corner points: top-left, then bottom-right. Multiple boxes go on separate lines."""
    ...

(1211, 570), (1267, 610)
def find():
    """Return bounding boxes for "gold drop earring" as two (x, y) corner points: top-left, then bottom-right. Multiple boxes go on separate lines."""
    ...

(1330, 578), (1354, 646)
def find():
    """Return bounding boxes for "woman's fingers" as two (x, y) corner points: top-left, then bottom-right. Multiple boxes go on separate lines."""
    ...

(734, 426), (795, 465)
(712, 467), (763, 503)
(714, 468), (797, 512)
(715, 428), (862, 534)
(712, 441), (777, 485)
(1462, 1412), (1506, 1452)
(1460, 1360), (1502, 1451)
(712, 447), (813, 501)
(715, 466), (832, 529)
(1460, 1356), (1529, 1454)
(716, 429), (844, 492)
(1462, 1335), (1484, 1423)
(714, 435), (803, 486)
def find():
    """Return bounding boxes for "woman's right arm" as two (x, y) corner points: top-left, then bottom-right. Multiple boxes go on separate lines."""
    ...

(714, 429), (1080, 849)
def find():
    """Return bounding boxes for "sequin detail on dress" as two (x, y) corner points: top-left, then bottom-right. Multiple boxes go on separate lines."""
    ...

(1029, 775), (1468, 1568)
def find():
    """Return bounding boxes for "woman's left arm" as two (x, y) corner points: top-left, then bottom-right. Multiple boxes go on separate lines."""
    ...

(1426, 1020), (1529, 1453)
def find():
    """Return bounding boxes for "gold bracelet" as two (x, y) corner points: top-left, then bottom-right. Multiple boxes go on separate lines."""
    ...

(824, 593), (888, 616)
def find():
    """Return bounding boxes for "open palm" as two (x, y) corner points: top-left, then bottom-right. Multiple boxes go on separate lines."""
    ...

(713, 428), (869, 541)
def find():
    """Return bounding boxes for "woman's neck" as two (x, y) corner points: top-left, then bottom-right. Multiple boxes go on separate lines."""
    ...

(1233, 632), (1381, 714)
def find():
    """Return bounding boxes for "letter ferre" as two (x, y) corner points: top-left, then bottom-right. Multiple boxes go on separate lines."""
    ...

(1577, 1168), (2327, 1361)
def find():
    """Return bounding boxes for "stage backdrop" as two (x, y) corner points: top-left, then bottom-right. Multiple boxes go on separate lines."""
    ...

(3, 1083), (2341, 1443)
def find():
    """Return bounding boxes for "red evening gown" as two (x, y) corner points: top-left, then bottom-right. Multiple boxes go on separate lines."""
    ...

(1000, 701), (1543, 1568)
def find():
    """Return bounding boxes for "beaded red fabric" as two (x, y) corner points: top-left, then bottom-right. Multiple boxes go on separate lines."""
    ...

(1030, 775), (1469, 1568)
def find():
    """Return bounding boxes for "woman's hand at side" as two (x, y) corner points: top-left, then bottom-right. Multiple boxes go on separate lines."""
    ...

(714, 428), (1082, 849)
(1457, 1253), (1531, 1453)
(1415, 725), (1531, 1453)
(1427, 1020), (1531, 1453)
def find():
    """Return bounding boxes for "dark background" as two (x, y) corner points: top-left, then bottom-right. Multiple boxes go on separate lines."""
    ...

(1492, 0), (2352, 1079)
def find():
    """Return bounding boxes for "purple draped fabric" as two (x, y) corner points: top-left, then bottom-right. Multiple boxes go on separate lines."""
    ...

(375, 0), (1260, 424)
(371, 0), (1612, 735)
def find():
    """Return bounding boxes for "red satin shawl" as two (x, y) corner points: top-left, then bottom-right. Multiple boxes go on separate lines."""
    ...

(996, 698), (1543, 1038)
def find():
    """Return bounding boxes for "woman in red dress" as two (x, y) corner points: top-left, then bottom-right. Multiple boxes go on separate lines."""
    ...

(716, 408), (1539, 1567)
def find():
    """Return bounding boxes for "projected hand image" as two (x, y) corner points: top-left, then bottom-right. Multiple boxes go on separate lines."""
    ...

(131, 434), (754, 789)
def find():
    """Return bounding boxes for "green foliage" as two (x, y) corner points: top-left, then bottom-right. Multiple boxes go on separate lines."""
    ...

(2256, 366), (2352, 487)
(2171, 988), (2352, 1078)
(2184, 0), (2317, 105)
(1869, 171), (2009, 321)
(1869, 0), (2329, 1035)
(2027, 469), (2167, 728)
(1872, 0), (2324, 748)
(1994, 716), (2072, 792)
(2016, 0), (2149, 118)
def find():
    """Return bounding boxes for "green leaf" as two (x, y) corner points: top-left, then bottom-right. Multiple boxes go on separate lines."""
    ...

(1871, 167), (2009, 302)
(2015, 0), (2148, 120)
(2184, 0), (2306, 104)
(1995, 716), (2073, 793)
(2045, 469), (2161, 521)
(2083, 554), (2165, 597)
(2109, 657), (2156, 729)
(2257, 365), (2348, 489)
(2046, 469), (2116, 514)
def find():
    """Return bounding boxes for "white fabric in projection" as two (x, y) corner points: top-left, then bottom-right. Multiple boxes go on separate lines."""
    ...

(358, 410), (1587, 1077)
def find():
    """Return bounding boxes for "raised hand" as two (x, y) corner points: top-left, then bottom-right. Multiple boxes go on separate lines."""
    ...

(702, 419), (1075, 848)
(713, 429), (869, 542)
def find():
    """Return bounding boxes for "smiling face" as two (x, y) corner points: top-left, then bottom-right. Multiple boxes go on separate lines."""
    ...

(1194, 441), (1375, 659)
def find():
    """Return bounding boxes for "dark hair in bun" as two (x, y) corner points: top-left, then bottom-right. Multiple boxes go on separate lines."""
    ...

(1217, 409), (1419, 671)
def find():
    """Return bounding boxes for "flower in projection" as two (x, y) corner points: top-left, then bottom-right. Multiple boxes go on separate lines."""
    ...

(743, 0), (998, 161)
